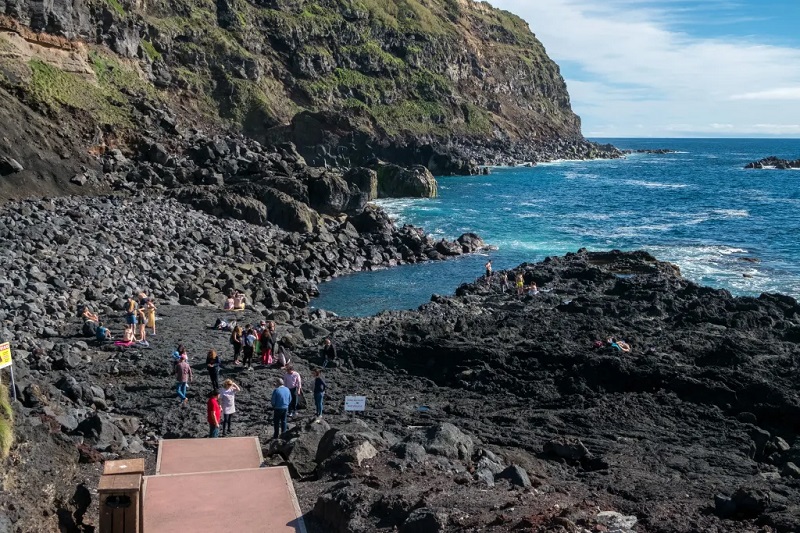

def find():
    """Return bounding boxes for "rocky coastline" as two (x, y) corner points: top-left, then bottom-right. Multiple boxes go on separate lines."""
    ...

(0, 226), (798, 532)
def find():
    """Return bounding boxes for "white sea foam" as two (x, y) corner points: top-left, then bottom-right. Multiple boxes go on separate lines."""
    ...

(712, 209), (750, 218)
(622, 179), (689, 189)
(564, 171), (599, 180)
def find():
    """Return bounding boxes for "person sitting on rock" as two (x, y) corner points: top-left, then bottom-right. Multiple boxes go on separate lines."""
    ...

(526, 282), (539, 296)
(321, 337), (337, 368)
(233, 291), (246, 310)
(273, 344), (291, 369)
(96, 323), (111, 342)
(81, 305), (99, 323)
(224, 294), (235, 310)
(122, 325), (136, 343)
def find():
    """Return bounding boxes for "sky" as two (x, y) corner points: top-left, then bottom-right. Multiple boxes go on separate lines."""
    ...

(488, 0), (800, 138)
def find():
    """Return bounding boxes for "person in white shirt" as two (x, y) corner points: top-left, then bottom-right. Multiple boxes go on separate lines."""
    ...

(219, 379), (241, 436)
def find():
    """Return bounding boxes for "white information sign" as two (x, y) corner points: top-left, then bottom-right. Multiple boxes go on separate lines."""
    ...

(344, 395), (366, 412)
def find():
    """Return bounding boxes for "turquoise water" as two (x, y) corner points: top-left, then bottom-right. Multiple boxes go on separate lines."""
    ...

(313, 139), (800, 316)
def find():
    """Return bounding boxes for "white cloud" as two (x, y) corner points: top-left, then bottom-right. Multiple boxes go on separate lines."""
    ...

(731, 88), (800, 101)
(488, 0), (800, 137)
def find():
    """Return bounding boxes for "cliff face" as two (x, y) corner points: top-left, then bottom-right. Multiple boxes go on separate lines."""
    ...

(0, 0), (597, 185)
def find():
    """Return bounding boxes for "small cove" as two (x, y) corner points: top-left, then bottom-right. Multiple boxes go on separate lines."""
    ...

(313, 138), (800, 317)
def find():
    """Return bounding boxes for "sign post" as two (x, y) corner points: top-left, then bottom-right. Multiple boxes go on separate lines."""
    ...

(0, 342), (16, 402)
(344, 395), (366, 419)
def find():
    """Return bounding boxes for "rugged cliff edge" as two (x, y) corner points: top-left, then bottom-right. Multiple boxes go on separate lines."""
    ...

(0, 0), (620, 196)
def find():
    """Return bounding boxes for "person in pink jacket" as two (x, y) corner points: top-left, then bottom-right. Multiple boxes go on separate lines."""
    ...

(283, 365), (302, 418)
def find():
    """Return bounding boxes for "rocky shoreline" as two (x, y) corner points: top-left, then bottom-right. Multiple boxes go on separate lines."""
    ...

(1, 235), (799, 532)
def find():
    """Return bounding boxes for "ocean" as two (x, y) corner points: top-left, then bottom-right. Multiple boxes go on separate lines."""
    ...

(312, 138), (800, 317)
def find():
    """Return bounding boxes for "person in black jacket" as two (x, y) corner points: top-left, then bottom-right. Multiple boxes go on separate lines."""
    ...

(321, 337), (337, 368)
(313, 369), (326, 420)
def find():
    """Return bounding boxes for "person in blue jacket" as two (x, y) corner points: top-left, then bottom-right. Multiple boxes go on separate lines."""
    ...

(271, 378), (291, 439)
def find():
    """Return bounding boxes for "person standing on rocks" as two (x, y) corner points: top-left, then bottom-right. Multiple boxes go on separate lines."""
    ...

(230, 325), (243, 365)
(500, 272), (509, 293)
(136, 308), (147, 343)
(206, 349), (220, 391)
(515, 272), (525, 296)
(485, 260), (493, 286)
(321, 337), (337, 368)
(145, 299), (157, 335)
(283, 365), (302, 418)
(207, 390), (221, 438)
(219, 379), (241, 436)
(260, 321), (275, 366)
(124, 295), (138, 330)
(243, 326), (256, 370)
(313, 369), (326, 421)
(175, 353), (193, 406)
(271, 378), (291, 439)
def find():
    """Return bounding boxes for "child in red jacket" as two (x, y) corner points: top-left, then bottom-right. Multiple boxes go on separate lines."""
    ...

(207, 390), (221, 438)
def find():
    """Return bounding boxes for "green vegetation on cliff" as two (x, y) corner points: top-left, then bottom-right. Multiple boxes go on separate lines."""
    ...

(1, 0), (582, 152)
(134, 0), (580, 140)
(0, 384), (12, 459)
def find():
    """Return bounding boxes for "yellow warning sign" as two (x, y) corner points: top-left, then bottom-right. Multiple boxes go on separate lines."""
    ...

(0, 342), (11, 369)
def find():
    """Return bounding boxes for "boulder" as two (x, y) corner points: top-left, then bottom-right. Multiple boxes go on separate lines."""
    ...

(420, 423), (473, 460)
(313, 481), (379, 533)
(56, 376), (82, 402)
(171, 187), (268, 226)
(257, 187), (321, 233)
(285, 419), (331, 478)
(595, 511), (637, 532)
(391, 442), (427, 463)
(0, 156), (24, 175)
(457, 233), (485, 253)
(343, 167), (378, 200)
(400, 507), (448, 533)
(348, 204), (393, 235)
(76, 413), (126, 452)
(114, 416), (140, 436)
(307, 172), (365, 215)
(299, 322), (330, 340)
(374, 163), (437, 198)
(543, 437), (589, 460)
(496, 464), (531, 487)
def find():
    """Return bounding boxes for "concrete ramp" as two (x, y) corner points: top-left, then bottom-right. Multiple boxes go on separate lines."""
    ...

(140, 438), (306, 533)
(156, 436), (263, 474)
(142, 467), (305, 533)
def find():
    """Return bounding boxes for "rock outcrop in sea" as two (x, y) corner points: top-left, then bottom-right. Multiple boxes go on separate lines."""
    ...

(745, 156), (800, 169)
